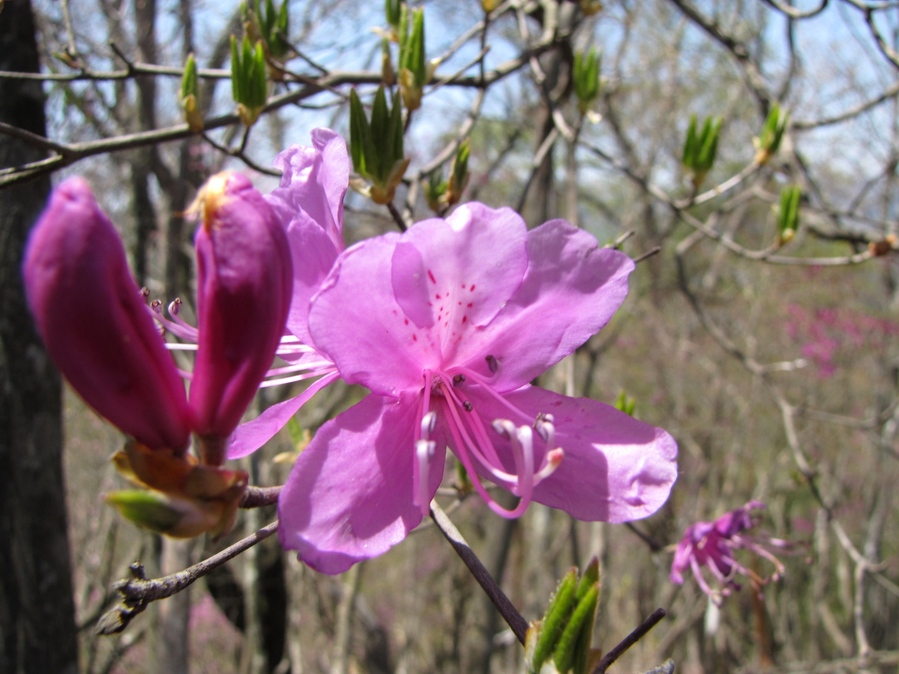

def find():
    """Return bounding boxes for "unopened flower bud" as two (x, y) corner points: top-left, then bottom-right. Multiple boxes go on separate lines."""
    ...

(23, 177), (191, 452)
(189, 172), (293, 464)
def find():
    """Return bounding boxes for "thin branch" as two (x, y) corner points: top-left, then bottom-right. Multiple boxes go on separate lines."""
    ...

(96, 520), (278, 635)
(593, 608), (668, 674)
(429, 499), (529, 645)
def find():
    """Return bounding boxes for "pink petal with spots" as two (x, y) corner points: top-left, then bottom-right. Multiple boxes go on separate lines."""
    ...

(278, 392), (445, 574)
(309, 235), (441, 393)
(456, 220), (634, 390)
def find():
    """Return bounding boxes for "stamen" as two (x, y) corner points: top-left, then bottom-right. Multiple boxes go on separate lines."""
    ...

(485, 354), (499, 373)
(452, 374), (465, 385)
(414, 439), (436, 516)
(420, 411), (437, 439)
(462, 400), (472, 412)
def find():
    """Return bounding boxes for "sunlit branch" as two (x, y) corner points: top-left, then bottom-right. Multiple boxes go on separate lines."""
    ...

(96, 520), (278, 635)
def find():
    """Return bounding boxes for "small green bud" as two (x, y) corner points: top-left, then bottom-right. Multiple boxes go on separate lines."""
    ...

(614, 390), (636, 417)
(425, 167), (448, 214)
(385, 0), (402, 35)
(398, 6), (427, 111)
(574, 48), (601, 116)
(777, 185), (801, 245)
(447, 138), (471, 206)
(348, 87), (408, 205)
(230, 35), (268, 126)
(755, 103), (789, 165)
(531, 569), (578, 672)
(527, 559), (603, 674)
(682, 113), (722, 189)
(180, 53), (204, 132)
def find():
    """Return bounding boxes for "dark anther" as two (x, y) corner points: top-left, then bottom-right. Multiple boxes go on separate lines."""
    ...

(140, 287), (150, 299)
(486, 354), (499, 373)
(463, 400), (473, 412)
(453, 374), (466, 386)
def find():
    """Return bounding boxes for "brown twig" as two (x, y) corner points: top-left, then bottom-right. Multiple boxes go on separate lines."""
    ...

(96, 520), (278, 635)
(429, 499), (529, 644)
(593, 608), (667, 674)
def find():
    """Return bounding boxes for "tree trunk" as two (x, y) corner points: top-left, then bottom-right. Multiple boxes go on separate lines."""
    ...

(0, 1), (79, 672)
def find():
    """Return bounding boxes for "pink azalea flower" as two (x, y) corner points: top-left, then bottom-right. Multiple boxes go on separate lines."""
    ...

(225, 129), (349, 459)
(23, 173), (292, 461)
(278, 203), (679, 574)
(670, 500), (788, 604)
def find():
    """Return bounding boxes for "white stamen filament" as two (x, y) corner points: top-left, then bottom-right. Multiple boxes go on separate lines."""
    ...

(422, 370), (564, 519)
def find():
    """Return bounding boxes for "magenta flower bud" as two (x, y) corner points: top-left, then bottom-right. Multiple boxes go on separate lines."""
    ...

(23, 177), (191, 451)
(189, 173), (293, 464)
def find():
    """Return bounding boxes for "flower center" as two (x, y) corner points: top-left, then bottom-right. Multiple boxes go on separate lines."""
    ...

(412, 367), (564, 518)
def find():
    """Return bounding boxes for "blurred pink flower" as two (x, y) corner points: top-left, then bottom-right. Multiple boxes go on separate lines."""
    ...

(670, 500), (788, 604)
(279, 203), (678, 574)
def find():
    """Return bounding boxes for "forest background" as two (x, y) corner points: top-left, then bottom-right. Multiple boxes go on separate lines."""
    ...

(2, 0), (899, 673)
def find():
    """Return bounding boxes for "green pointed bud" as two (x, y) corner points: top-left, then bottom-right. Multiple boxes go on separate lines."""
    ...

(755, 103), (789, 165)
(574, 48), (601, 116)
(575, 557), (600, 602)
(482, 0), (501, 12)
(251, 0), (290, 61)
(398, 6), (427, 111)
(530, 569), (578, 672)
(230, 35), (268, 126)
(382, 37), (396, 86)
(180, 52), (203, 132)
(614, 389), (636, 417)
(385, 0), (402, 35)
(447, 139), (471, 206)
(682, 113), (722, 189)
(777, 185), (801, 245)
(425, 167), (448, 214)
(348, 86), (408, 205)
(552, 584), (600, 674)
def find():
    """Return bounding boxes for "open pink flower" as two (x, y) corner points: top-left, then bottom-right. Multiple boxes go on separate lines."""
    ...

(670, 500), (788, 604)
(278, 203), (678, 574)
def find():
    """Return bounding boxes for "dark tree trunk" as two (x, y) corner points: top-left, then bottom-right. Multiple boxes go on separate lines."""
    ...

(0, 2), (80, 673)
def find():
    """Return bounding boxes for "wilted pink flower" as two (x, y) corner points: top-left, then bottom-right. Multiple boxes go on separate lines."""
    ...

(670, 500), (787, 604)
(24, 173), (292, 461)
(278, 203), (678, 574)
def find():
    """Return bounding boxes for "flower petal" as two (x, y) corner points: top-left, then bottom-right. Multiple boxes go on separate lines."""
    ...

(278, 392), (445, 574)
(309, 234), (433, 393)
(227, 371), (340, 459)
(23, 177), (191, 451)
(310, 204), (530, 390)
(471, 385), (677, 522)
(284, 218), (341, 344)
(267, 128), (349, 252)
(458, 220), (634, 390)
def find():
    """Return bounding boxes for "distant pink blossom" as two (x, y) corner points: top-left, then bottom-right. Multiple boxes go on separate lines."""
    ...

(278, 203), (678, 574)
(670, 500), (788, 604)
